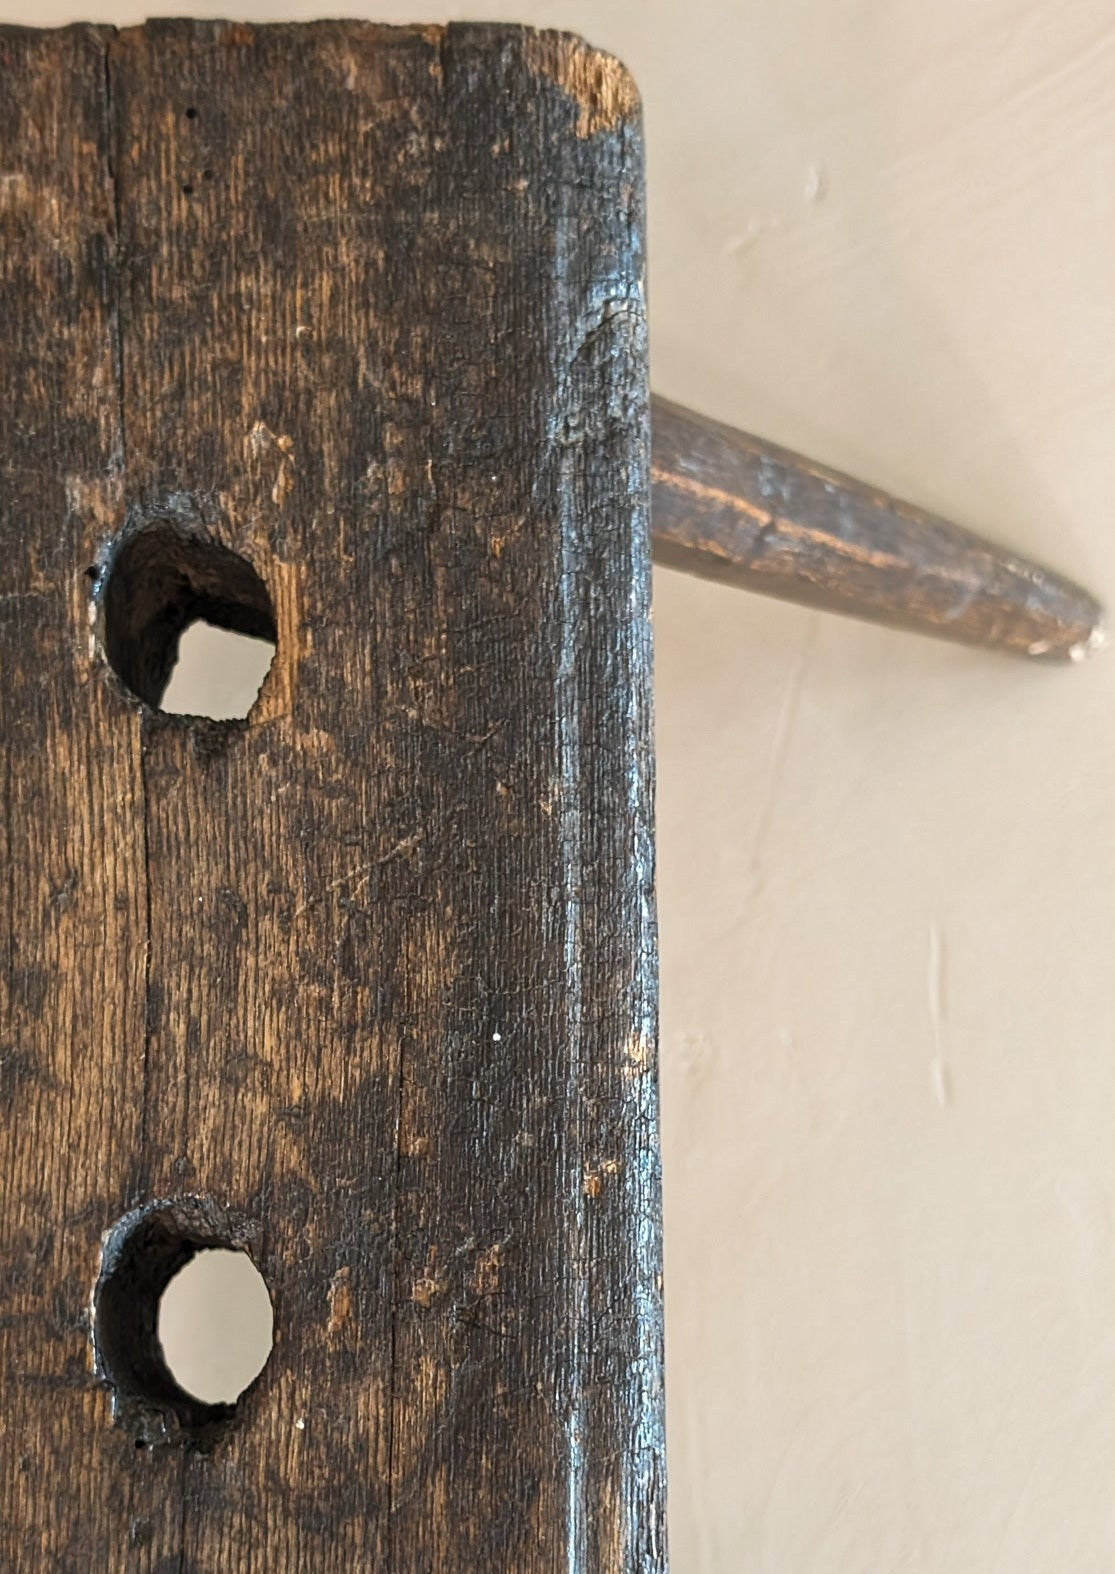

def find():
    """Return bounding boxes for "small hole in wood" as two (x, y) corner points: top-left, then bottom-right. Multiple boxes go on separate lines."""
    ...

(99, 520), (276, 718)
(94, 1199), (273, 1448)
(184, 105), (198, 119)
(182, 182), (195, 196)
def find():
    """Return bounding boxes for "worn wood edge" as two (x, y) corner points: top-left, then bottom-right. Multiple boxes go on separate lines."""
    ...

(92, 15), (643, 119)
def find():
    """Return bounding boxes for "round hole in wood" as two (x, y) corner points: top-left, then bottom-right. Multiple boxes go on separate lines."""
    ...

(93, 1198), (272, 1448)
(98, 518), (276, 716)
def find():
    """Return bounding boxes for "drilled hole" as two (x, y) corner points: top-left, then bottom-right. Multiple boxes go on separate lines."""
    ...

(94, 1199), (273, 1447)
(184, 105), (198, 119)
(100, 520), (276, 717)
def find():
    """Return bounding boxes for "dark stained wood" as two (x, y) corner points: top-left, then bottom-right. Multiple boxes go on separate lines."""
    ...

(0, 21), (152, 1566)
(0, 21), (665, 1571)
(651, 395), (1106, 661)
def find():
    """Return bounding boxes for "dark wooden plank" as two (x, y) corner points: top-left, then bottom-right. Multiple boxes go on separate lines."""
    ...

(0, 20), (157, 1568)
(651, 394), (1104, 661)
(0, 19), (664, 1571)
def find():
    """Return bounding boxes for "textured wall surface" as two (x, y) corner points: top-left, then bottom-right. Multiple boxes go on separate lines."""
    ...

(8, 1), (1114, 1569)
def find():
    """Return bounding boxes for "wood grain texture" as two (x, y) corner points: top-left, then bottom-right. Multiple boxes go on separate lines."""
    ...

(650, 395), (1105, 661)
(0, 21), (665, 1571)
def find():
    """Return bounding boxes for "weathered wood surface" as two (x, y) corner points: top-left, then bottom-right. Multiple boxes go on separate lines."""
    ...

(651, 395), (1105, 661)
(0, 21), (665, 1571)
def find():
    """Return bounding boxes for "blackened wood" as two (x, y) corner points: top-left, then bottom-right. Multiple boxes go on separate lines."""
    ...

(651, 394), (1105, 660)
(0, 21), (665, 1571)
